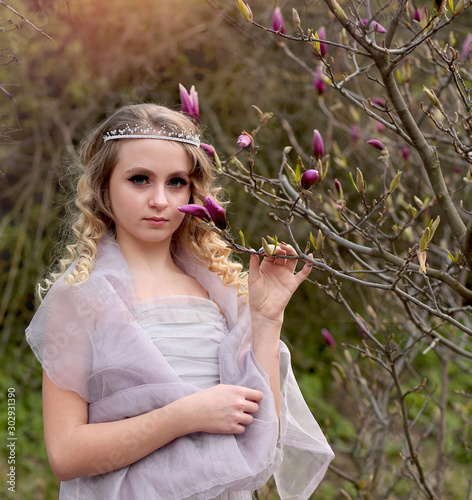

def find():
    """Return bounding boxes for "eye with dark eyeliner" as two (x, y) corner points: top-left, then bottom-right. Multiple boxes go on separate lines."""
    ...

(128, 173), (149, 185)
(168, 177), (189, 188)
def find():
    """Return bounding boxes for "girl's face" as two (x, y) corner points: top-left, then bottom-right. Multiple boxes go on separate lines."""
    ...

(108, 139), (193, 249)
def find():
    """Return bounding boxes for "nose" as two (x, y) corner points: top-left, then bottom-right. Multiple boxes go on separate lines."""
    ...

(149, 185), (169, 210)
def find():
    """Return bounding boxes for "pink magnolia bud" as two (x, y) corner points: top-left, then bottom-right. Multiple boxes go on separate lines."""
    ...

(179, 83), (199, 124)
(334, 179), (343, 199)
(366, 139), (386, 151)
(200, 143), (215, 159)
(461, 33), (472, 60)
(301, 169), (320, 190)
(178, 204), (211, 222)
(413, 7), (422, 22)
(313, 129), (324, 161)
(204, 196), (228, 230)
(321, 328), (335, 347)
(357, 321), (367, 337)
(350, 124), (361, 142)
(313, 67), (326, 95)
(362, 19), (387, 33)
(372, 97), (386, 108)
(237, 133), (253, 150)
(272, 7), (286, 34)
(334, 179), (342, 196)
(318, 26), (327, 57)
(375, 121), (385, 133)
(401, 146), (410, 160)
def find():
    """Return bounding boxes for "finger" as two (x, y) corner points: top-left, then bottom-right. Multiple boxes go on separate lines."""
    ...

(243, 400), (260, 414)
(233, 424), (246, 434)
(246, 388), (263, 402)
(279, 242), (296, 253)
(271, 247), (287, 266)
(294, 254), (313, 285)
(248, 253), (260, 285)
(239, 413), (254, 426)
(279, 242), (298, 273)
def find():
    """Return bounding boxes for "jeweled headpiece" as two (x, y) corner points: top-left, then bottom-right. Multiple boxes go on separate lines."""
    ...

(103, 123), (201, 147)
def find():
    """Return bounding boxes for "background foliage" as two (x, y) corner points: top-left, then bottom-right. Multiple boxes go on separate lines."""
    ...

(1, 0), (471, 498)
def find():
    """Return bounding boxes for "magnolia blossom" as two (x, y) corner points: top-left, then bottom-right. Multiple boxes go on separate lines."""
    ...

(179, 197), (228, 230)
(313, 66), (326, 95)
(313, 129), (324, 161)
(317, 26), (327, 57)
(375, 121), (385, 133)
(321, 328), (335, 347)
(178, 204), (211, 222)
(366, 139), (386, 151)
(272, 7), (285, 34)
(334, 179), (343, 199)
(461, 33), (472, 60)
(361, 19), (387, 34)
(350, 125), (361, 142)
(301, 169), (320, 190)
(413, 7), (422, 22)
(205, 196), (227, 230)
(179, 83), (199, 124)
(200, 143), (215, 159)
(237, 133), (252, 150)
(372, 97), (386, 108)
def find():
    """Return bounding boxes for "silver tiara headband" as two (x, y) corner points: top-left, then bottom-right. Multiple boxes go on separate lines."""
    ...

(103, 123), (201, 147)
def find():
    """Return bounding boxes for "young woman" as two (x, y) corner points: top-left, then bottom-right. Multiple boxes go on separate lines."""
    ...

(26, 104), (334, 499)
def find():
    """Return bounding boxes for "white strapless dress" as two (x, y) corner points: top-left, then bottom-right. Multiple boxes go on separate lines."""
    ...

(137, 295), (253, 500)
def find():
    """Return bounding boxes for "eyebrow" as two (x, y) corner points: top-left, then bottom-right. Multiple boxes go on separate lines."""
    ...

(124, 167), (191, 178)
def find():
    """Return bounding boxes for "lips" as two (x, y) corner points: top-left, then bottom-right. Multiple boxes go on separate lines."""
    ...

(144, 217), (168, 227)
(145, 217), (167, 222)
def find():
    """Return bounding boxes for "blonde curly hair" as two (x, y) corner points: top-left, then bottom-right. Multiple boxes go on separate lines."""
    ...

(38, 104), (247, 299)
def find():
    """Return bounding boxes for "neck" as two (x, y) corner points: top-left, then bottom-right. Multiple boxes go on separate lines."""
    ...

(115, 234), (178, 275)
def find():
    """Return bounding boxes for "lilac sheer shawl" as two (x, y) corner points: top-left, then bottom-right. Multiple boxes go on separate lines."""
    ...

(26, 236), (334, 499)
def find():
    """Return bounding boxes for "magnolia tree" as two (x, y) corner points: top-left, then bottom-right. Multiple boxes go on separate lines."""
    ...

(184, 1), (472, 498)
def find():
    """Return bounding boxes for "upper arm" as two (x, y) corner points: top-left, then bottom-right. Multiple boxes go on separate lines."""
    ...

(42, 370), (88, 478)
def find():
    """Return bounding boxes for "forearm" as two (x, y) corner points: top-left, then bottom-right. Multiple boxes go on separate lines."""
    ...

(251, 313), (282, 416)
(44, 370), (263, 482)
(47, 398), (192, 481)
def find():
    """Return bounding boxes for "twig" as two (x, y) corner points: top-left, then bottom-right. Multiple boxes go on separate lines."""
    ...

(0, 1), (53, 41)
